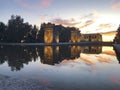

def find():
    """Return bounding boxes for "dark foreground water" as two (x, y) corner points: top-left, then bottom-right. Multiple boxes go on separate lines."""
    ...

(0, 45), (120, 90)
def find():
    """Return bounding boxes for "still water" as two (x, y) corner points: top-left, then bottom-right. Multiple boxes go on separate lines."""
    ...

(0, 45), (120, 90)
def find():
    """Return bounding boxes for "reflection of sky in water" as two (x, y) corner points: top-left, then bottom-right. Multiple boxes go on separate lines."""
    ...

(102, 46), (115, 55)
(0, 46), (120, 90)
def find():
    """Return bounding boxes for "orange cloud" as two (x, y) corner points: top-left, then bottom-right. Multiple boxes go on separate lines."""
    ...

(41, 0), (51, 7)
(62, 60), (75, 63)
(101, 31), (117, 36)
(102, 50), (115, 56)
(97, 56), (110, 63)
(15, 0), (52, 9)
(80, 57), (95, 65)
(101, 31), (116, 42)
(112, 2), (120, 10)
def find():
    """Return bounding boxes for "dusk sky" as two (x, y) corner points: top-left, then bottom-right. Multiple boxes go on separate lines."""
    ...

(0, 0), (120, 41)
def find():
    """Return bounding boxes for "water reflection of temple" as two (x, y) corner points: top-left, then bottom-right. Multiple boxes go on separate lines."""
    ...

(81, 46), (102, 54)
(38, 46), (81, 65)
(38, 46), (61, 65)
(81, 34), (102, 42)
(70, 46), (81, 59)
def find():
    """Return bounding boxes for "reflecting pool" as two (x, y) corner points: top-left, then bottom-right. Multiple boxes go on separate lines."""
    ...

(0, 45), (120, 90)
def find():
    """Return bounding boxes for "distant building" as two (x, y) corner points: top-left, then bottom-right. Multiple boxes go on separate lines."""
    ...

(81, 33), (102, 42)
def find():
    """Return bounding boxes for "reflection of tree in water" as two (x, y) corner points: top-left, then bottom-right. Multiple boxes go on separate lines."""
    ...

(0, 46), (37, 71)
(114, 47), (120, 64)
(25, 46), (38, 61)
(0, 46), (7, 64)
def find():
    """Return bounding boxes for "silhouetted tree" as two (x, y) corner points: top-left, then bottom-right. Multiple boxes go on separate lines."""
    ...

(0, 22), (6, 42)
(114, 25), (120, 44)
(5, 15), (31, 42)
(24, 25), (38, 43)
(37, 24), (44, 43)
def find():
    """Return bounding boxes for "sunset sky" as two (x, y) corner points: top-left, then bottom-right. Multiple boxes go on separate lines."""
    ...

(0, 0), (120, 41)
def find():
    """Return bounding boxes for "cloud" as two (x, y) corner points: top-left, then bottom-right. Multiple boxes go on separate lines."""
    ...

(98, 24), (112, 30)
(51, 18), (80, 27)
(41, 0), (52, 7)
(110, 76), (120, 84)
(102, 50), (115, 56)
(112, 2), (120, 10)
(80, 57), (95, 65)
(15, 0), (52, 9)
(97, 56), (110, 63)
(95, 23), (116, 33)
(79, 20), (94, 29)
(101, 31), (117, 36)
(81, 13), (95, 19)
(81, 11), (99, 20)
(101, 31), (117, 42)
